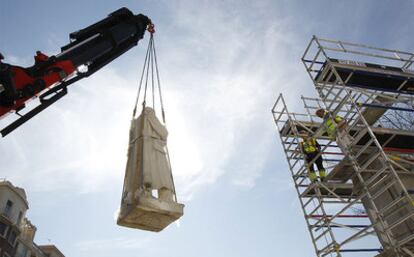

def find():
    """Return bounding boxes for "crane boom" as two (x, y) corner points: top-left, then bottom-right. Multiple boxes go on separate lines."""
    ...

(0, 7), (152, 136)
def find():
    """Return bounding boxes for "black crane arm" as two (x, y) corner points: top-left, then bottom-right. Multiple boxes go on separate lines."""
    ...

(0, 7), (153, 137)
(58, 7), (151, 76)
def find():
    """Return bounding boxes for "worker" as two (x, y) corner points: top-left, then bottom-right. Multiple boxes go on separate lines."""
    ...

(299, 130), (326, 183)
(316, 108), (351, 153)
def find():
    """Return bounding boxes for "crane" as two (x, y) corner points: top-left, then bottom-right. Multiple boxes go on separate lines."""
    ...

(0, 7), (153, 137)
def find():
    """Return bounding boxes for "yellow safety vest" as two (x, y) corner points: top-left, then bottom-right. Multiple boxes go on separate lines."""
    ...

(301, 138), (317, 153)
(325, 115), (342, 139)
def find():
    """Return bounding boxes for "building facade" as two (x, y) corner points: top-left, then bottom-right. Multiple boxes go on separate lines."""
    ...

(0, 180), (28, 257)
(0, 180), (65, 257)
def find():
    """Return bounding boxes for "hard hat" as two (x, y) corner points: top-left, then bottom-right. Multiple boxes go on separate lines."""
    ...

(315, 109), (326, 117)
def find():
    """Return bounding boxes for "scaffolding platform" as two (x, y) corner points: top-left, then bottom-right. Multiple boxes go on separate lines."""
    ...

(358, 127), (414, 150)
(316, 59), (414, 95)
(279, 120), (319, 137)
(326, 127), (414, 183)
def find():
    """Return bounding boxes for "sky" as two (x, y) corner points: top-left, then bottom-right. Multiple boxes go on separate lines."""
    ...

(1, 1), (413, 257)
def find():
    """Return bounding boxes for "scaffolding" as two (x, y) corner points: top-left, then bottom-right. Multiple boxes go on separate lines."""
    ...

(272, 36), (414, 257)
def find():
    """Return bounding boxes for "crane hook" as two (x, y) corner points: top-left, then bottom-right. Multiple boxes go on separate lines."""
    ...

(147, 21), (155, 34)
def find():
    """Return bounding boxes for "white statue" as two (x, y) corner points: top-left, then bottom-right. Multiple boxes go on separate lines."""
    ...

(124, 107), (174, 203)
(118, 107), (183, 231)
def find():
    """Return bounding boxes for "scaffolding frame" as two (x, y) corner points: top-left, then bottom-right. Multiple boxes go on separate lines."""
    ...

(273, 36), (414, 257)
(273, 95), (383, 257)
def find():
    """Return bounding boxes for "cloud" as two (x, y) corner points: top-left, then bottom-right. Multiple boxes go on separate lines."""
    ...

(154, 1), (313, 196)
(0, 0), (312, 202)
(1, 53), (33, 67)
(1, 69), (134, 193)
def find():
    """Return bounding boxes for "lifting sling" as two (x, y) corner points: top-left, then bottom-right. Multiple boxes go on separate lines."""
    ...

(117, 30), (184, 232)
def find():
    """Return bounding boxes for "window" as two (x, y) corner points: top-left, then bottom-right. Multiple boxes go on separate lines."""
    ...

(15, 243), (28, 257)
(3, 201), (13, 218)
(23, 248), (29, 257)
(0, 221), (7, 237)
(7, 230), (17, 246)
(17, 212), (23, 226)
